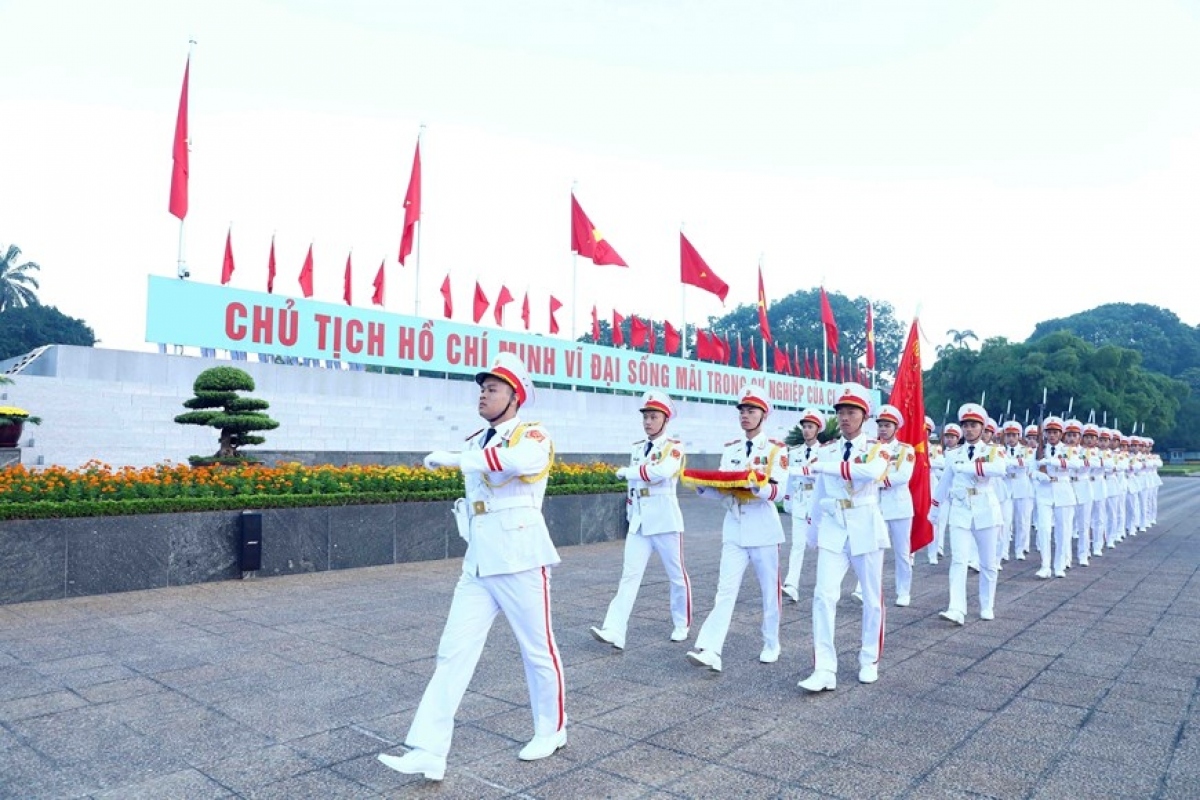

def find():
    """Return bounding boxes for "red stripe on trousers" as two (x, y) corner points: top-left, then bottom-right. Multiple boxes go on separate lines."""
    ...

(540, 566), (566, 731)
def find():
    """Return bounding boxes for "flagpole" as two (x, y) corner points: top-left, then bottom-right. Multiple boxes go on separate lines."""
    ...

(175, 38), (195, 282)
(412, 123), (425, 316)
(679, 223), (688, 359)
(570, 181), (579, 341)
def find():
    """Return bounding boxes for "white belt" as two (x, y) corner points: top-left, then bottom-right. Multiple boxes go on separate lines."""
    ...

(633, 487), (675, 498)
(470, 496), (536, 515)
(834, 496), (877, 509)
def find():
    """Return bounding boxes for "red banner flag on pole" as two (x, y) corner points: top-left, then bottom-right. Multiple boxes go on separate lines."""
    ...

(756, 264), (772, 342)
(473, 281), (489, 324)
(520, 292), (531, 330)
(493, 285), (514, 326)
(612, 311), (625, 346)
(694, 330), (712, 360)
(399, 142), (421, 265)
(220, 227), (235, 285)
(440, 274), (453, 318)
(680, 233), (729, 302)
(549, 295), (563, 334)
(663, 320), (681, 355)
(570, 194), (627, 266)
(813, 351), (821, 381)
(371, 259), (385, 306)
(737, 335), (744, 368)
(266, 236), (277, 294)
(591, 305), (600, 342)
(342, 252), (353, 305)
(168, 56), (190, 220)
(749, 337), (760, 371)
(890, 319), (933, 553)
(630, 316), (649, 348)
(649, 322), (657, 354)
(820, 286), (839, 355)
(298, 244), (314, 298)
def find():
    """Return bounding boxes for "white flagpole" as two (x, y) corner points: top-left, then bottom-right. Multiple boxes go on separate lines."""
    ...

(570, 181), (579, 341)
(412, 124), (426, 317)
(679, 223), (688, 359)
(175, 38), (195, 284)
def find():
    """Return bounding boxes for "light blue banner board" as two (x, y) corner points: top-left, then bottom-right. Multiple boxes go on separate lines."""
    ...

(146, 277), (878, 412)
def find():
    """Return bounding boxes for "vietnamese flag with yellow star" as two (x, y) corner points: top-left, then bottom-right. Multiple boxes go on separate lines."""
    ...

(570, 194), (627, 266)
(889, 318), (932, 553)
(757, 264), (772, 342)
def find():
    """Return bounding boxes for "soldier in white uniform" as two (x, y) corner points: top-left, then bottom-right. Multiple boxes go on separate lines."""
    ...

(1080, 423), (1107, 560)
(1124, 434), (1145, 535)
(1063, 419), (1093, 567)
(1107, 429), (1130, 546)
(930, 403), (1006, 624)
(1144, 437), (1162, 525)
(1002, 421), (1034, 561)
(783, 408), (826, 603)
(591, 390), (692, 649)
(378, 353), (566, 781)
(797, 383), (890, 691)
(867, 404), (916, 607)
(927, 423), (962, 565)
(1031, 416), (1083, 578)
(686, 387), (787, 673)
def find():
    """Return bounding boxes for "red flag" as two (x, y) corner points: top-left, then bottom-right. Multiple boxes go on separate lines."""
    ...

(612, 311), (625, 346)
(695, 330), (712, 360)
(220, 227), (235, 285)
(371, 259), (385, 306)
(549, 295), (563, 334)
(820, 287), (839, 354)
(649, 322), (657, 354)
(865, 301), (876, 372)
(473, 281), (490, 324)
(168, 56), (189, 220)
(570, 194), (628, 266)
(773, 343), (787, 373)
(756, 265), (772, 342)
(680, 233), (729, 302)
(721, 334), (732, 364)
(440, 274), (453, 318)
(814, 353), (822, 381)
(737, 336), (744, 368)
(399, 142), (421, 265)
(663, 320), (681, 355)
(266, 236), (277, 294)
(342, 252), (353, 305)
(630, 316), (649, 348)
(890, 319), (932, 553)
(298, 244), (314, 298)
(520, 292), (531, 330)
(749, 338), (760, 371)
(494, 285), (514, 325)
(591, 305), (600, 342)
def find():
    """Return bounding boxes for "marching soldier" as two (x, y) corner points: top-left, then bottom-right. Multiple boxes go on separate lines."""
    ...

(591, 391), (692, 650)
(927, 422), (962, 565)
(379, 353), (566, 781)
(1063, 419), (1093, 567)
(1031, 416), (1082, 578)
(783, 408), (826, 603)
(930, 403), (1006, 624)
(1002, 421), (1034, 561)
(797, 383), (890, 691)
(686, 387), (787, 673)
(1144, 437), (1162, 526)
(1081, 423), (1107, 559)
(863, 404), (916, 607)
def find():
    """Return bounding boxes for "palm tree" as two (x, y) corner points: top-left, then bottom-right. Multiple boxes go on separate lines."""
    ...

(946, 328), (978, 349)
(0, 244), (41, 311)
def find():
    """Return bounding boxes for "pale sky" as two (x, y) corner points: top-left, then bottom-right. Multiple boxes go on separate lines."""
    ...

(3, 0), (1200, 368)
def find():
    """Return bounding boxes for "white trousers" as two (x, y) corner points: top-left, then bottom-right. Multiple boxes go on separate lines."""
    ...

(928, 511), (950, 563)
(695, 541), (780, 655)
(1090, 495), (1107, 554)
(405, 567), (566, 758)
(812, 543), (884, 673)
(1035, 502), (1074, 573)
(948, 523), (999, 616)
(1141, 488), (1154, 526)
(1107, 494), (1125, 544)
(1127, 491), (1143, 532)
(996, 497), (1015, 560)
(1011, 497), (1034, 555)
(600, 531), (692, 637)
(784, 516), (806, 590)
(1074, 498), (1094, 560)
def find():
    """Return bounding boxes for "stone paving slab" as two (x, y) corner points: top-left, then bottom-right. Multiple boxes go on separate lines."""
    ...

(1, 479), (1198, 798)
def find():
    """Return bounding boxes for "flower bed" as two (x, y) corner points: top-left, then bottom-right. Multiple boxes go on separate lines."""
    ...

(0, 460), (625, 521)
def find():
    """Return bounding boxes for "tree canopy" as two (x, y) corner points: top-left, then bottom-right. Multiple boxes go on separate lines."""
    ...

(0, 244), (41, 312)
(1029, 303), (1200, 380)
(0, 304), (96, 361)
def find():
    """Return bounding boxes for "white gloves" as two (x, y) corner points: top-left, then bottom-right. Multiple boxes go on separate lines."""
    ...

(615, 467), (631, 480)
(424, 450), (462, 469)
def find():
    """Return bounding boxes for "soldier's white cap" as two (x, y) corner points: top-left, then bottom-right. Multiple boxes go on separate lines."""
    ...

(833, 383), (872, 415)
(924, 415), (935, 431)
(639, 390), (676, 420)
(476, 351), (535, 407)
(799, 408), (826, 428)
(1082, 423), (1100, 436)
(1098, 428), (1113, 440)
(985, 417), (998, 433)
(1025, 424), (1039, 436)
(1043, 416), (1065, 432)
(1147, 437), (1155, 446)
(1002, 420), (1022, 434)
(943, 423), (963, 437)
(736, 386), (772, 417)
(1064, 418), (1083, 434)
(958, 403), (987, 424)
(877, 404), (904, 429)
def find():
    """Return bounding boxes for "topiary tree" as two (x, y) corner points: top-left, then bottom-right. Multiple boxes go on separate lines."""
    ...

(175, 366), (279, 466)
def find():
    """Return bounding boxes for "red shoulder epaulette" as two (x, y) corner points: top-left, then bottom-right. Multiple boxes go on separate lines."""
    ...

(769, 438), (786, 447)
(725, 438), (741, 447)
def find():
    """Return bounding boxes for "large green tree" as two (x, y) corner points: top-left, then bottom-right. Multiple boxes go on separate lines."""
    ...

(0, 244), (41, 311)
(924, 331), (1188, 445)
(0, 304), (96, 361)
(1029, 303), (1200, 379)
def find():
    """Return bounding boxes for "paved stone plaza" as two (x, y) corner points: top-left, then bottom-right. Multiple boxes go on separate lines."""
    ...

(1, 480), (1198, 798)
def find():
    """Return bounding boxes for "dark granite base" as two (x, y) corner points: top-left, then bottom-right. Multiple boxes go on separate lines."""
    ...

(0, 494), (624, 604)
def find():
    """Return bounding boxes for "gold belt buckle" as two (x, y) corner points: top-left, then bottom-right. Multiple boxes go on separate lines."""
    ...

(966, 488), (978, 496)
(837, 499), (853, 510)
(472, 500), (488, 515)
(639, 488), (650, 497)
